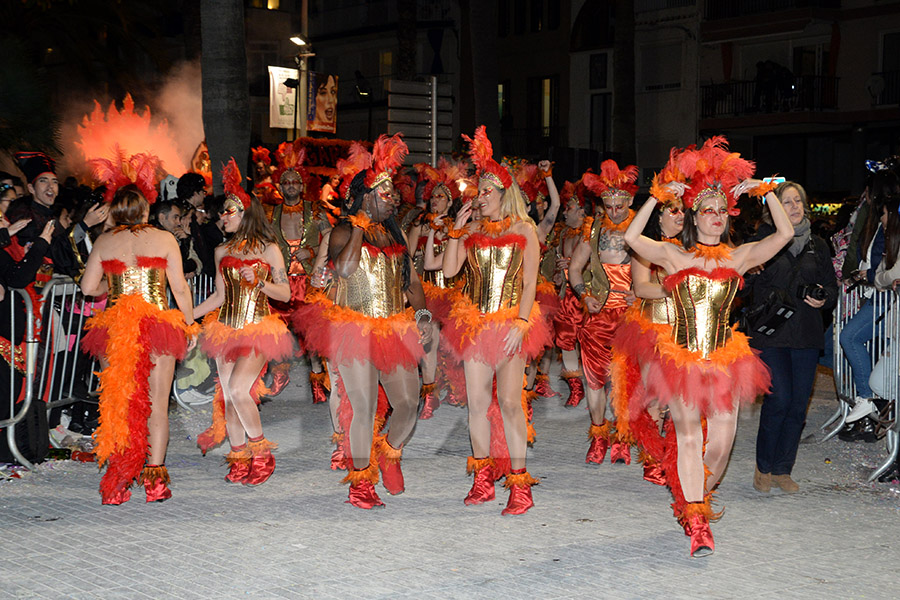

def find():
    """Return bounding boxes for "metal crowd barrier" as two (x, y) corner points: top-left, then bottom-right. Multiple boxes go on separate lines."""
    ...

(2, 288), (38, 469)
(171, 273), (216, 410)
(824, 283), (900, 482)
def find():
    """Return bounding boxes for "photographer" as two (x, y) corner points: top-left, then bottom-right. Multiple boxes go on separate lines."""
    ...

(746, 181), (837, 493)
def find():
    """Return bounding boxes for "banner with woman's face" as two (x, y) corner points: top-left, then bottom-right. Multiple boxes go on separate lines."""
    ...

(308, 72), (338, 134)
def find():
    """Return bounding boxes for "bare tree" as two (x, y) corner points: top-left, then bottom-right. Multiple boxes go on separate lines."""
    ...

(200, 0), (250, 193)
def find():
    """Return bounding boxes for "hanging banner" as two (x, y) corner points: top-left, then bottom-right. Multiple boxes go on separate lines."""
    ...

(268, 65), (300, 129)
(307, 72), (338, 134)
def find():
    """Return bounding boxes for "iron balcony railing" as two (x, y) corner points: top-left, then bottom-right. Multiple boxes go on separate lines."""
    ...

(704, 0), (840, 20)
(700, 75), (839, 119)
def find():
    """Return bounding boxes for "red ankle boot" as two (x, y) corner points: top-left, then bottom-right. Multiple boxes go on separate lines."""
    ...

(418, 382), (439, 420)
(683, 502), (715, 557)
(101, 488), (132, 505)
(244, 437), (277, 486)
(501, 469), (539, 516)
(561, 370), (585, 407)
(464, 457), (496, 505)
(610, 441), (632, 465)
(642, 461), (666, 486)
(375, 434), (405, 495)
(330, 433), (347, 471)
(140, 465), (172, 503)
(586, 422), (611, 464)
(534, 372), (558, 398)
(344, 464), (384, 509)
(310, 370), (328, 404)
(224, 444), (251, 483)
(267, 363), (291, 397)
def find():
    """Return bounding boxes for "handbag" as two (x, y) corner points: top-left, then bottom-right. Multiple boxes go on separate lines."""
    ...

(741, 288), (796, 337)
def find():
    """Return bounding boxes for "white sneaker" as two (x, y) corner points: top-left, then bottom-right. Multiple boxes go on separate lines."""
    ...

(846, 397), (877, 423)
(178, 388), (214, 405)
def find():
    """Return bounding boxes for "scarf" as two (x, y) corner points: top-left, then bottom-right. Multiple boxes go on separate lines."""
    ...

(789, 217), (811, 257)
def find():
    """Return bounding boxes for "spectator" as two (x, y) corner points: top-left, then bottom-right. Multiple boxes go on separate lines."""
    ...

(747, 182), (838, 493)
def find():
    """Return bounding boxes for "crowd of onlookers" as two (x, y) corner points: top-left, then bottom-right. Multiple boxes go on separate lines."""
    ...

(2, 155), (900, 481)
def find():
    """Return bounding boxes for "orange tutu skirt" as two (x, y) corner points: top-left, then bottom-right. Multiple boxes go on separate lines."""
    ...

(200, 312), (294, 363)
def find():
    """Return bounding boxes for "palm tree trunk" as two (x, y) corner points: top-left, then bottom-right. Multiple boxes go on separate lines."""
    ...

(612, 0), (636, 164)
(200, 0), (250, 193)
(467, 0), (501, 156)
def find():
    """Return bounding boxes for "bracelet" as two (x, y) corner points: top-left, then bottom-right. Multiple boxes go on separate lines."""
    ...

(415, 308), (433, 323)
(572, 283), (586, 300)
(447, 225), (465, 239)
(540, 166), (553, 178)
(255, 278), (265, 290)
(349, 213), (374, 231)
(517, 317), (529, 323)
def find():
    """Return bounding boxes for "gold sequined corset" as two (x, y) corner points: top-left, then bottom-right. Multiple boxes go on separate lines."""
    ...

(102, 257), (168, 311)
(218, 256), (272, 329)
(462, 233), (525, 314)
(334, 243), (406, 319)
(667, 270), (741, 358)
(641, 268), (676, 325)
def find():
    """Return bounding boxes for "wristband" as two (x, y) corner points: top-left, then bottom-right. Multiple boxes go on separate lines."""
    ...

(349, 213), (374, 231)
(415, 308), (433, 323)
(447, 225), (465, 239)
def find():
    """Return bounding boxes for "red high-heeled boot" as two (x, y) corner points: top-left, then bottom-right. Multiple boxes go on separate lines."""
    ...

(375, 434), (404, 495)
(684, 502), (715, 557)
(501, 469), (539, 516)
(586, 421), (611, 464)
(224, 444), (251, 483)
(344, 463), (384, 509)
(266, 362), (291, 397)
(140, 465), (172, 503)
(418, 382), (439, 420)
(642, 460), (666, 485)
(609, 440), (632, 465)
(244, 436), (277, 486)
(561, 370), (585, 407)
(330, 432), (347, 470)
(533, 372), (558, 398)
(310, 370), (329, 404)
(464, 457), (496, 505)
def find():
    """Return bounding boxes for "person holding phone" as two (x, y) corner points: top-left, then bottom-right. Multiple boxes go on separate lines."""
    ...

(745, 181), (837, 493)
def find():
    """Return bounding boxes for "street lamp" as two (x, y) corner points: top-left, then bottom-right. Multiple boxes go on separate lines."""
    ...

(288, 34), (315, 140)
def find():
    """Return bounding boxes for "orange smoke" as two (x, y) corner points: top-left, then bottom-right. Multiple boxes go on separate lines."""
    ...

(75, 94), (187, 177)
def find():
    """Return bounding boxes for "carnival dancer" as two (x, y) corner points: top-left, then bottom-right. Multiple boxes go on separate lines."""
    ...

(267, 141), (329, 401)
(441, 126), (553, 515)
(623, 136), (791, 557)
(408, 159), (464, 419)
(193, 159), (293, 486)
(297, 134), (432, 509)
(548, 179), (590, 407)
(608, 160), (685, 486)
(567, 160), (638, 464)
(81, 161), (197, 504)
(516, 161), (561, 402)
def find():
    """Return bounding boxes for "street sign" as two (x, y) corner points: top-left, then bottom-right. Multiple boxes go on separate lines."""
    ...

(387, 76), (453, 166)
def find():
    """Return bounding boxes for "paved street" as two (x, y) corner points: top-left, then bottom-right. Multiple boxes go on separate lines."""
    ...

(2, 364), (898, 600)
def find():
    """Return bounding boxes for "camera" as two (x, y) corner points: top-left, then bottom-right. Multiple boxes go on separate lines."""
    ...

(797, 283), (826, 301)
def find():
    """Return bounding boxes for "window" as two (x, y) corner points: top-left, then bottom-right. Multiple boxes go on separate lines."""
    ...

(527, 75), (558, 136)
(547, 0), (560, 30)
(248, 0), (280, 8)
(590, 53), (608, 89)
(591, 93), (611, 153)
(531, 0), (543, 33)
(379, 50), (393, 90)
(514, 0), (527, 35)
(499, 0), (510, 37)
(882, 31), (900, 72)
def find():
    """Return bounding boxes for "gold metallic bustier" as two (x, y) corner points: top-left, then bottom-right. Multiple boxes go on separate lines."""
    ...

(462, 240), (524, 313)
(104, 261), (168, 311)
(334, 246), (406, 319)
(218, 259), (272, 329)
(670, 272), (740, 358)
(641, 269), (675, 325)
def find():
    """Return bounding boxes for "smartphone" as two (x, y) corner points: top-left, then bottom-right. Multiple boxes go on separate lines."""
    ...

(763, 177), (786, 184)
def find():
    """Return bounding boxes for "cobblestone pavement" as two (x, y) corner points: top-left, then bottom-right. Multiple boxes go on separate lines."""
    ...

(2, 365), (899, 599)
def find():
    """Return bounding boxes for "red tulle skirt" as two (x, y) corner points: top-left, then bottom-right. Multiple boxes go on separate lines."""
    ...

(643, 327), (771, 415)
(441, 294), (553, 365)
(293, 295), (424, 374)
(422, 281), (456, 326)
(200, 313), (294, 363)
(535, 279), (560, 322)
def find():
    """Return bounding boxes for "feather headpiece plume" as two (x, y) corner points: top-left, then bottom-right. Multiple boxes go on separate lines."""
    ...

(272, 140), (308, 183)
(560, 179), (587, 208)
(514, 163), (549, 203)
(222, 158), (252, 210)
(335, 141), (373, 201)
(677, 136), (754, 215)
(462, 125), (513, 190)
(366, 133), (409, 189)
(251, 146), (272, 166)
(583, 160), (639, 201)
(89, 145), (162, 204)
(417, 157), (463, 203)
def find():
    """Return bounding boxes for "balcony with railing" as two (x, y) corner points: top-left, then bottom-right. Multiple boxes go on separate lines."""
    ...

(636, 0), (695, 12)
(700, 75), (839, 119)
(704, 0), (840, 20)
(870, 71), (900, 107)
(310, 0), (454, 38)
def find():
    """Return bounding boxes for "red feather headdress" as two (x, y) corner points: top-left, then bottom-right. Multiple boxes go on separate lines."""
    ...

(583, 159), (639, 201)
(560, 179), (586, 208)
(253, 181), (283, 206)
(677, 136), (754, 215)
(222, 158), (252, 210)
(335, 141), (373, 201)
(650, 146), (690, 205)
(89, 145), (162, 204)
(272, 140), (308, 183)
(417, 157), (463, 203)
(251, 146), (272, 166)
(462, 125), (513, 190)
(514, 163), (549, 204)
(365, 133), (409, 189)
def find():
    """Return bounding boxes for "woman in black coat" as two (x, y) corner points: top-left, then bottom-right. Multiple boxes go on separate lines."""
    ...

(746, 182), (837, 493)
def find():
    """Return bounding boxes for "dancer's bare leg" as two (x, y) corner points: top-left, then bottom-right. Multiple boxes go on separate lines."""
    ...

(497, 356), (528, 470)
(147, 355), (176, 465)
(704, 403), (739, 489)
(337, 360), (379, 469)
(586, 385), (608, 426)
(219, 353), (267, 442)
(464, 360), (494, 458)
(380, 365), (420, 447)
(668, 397), (705, 502)
(561, 348), (580, 372)
(524, 361), (537, 389)
(327, 360), (341, 433)
(420, 323), (439, 385)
